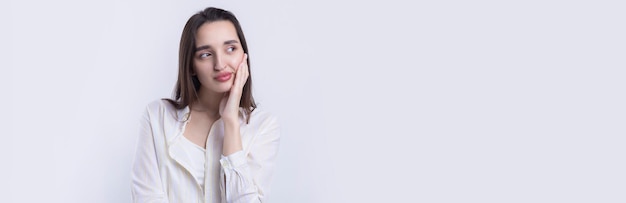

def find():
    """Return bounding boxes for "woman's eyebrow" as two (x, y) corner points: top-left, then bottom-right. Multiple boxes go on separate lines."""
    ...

(195, 45), (211, 52)
(195, 40), (240, 52)
(224, 40), (239, 45)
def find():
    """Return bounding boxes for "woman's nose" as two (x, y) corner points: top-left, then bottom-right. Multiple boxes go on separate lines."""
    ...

(214, 54), (227, 71)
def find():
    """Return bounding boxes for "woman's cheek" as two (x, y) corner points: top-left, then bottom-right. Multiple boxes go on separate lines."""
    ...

(230, 56), (241, 71)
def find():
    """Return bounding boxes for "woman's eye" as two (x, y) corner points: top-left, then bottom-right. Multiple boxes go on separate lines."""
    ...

(227, 46), (236, 53)
(200, 53), (212, 58)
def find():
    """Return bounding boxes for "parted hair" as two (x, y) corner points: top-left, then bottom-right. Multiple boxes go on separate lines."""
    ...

(165, 7), (256, 123)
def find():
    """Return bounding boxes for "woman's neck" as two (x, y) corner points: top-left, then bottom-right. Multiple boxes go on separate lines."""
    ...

(192, 88), (223, 117)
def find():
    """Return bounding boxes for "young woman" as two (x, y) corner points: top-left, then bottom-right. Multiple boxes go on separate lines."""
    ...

(131, 7), (280, 203)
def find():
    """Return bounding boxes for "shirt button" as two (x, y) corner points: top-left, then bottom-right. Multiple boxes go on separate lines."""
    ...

(220, 159), (229, 168)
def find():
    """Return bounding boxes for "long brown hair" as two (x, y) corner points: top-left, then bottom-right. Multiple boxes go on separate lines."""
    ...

(165, 7), (256, 123)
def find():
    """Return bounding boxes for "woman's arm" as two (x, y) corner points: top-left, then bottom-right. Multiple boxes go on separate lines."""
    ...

(131, 107), (168, 203)
(220, 115), (281, 203)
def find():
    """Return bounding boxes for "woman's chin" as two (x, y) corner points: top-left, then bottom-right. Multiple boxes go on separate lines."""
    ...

(213, 84), (233, 93)
(201, 82), (233, 94)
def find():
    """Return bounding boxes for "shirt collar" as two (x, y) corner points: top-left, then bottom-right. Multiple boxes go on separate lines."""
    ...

(176, 106), (191, 122)
(176, 105), (247, 123)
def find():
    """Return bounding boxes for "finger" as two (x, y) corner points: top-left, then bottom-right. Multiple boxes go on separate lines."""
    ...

(236, 53), (246, 70)
(237, 54), (245, 73)
(233, 59), (244, 83)
(244, 60), (249, 77)
(237, 60), (246, 85)
(229, 53), (247, 93)
(242, 56), (248, 74)
(238, 57), (248, 85)
(241, 61), (248, 80)
(241, 55), (249, 82)
(242, 68), (249, 87)
(242, 65), (249, 85)
(230, 61), (246, 94)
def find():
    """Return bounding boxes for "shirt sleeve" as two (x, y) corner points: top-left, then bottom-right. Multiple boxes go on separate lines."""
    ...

(131, 107), (169, 203)
(219, 115), (281, 203)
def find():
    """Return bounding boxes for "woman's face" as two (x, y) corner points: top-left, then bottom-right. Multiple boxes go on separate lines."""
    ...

(193, 20), (245, 94)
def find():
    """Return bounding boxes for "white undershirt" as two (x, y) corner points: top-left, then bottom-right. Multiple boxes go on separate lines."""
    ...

(180, 135), (206, 188)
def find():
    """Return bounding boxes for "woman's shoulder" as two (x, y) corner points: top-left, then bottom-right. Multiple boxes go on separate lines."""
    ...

(249, 107), (276, 121)
(248, 107), (280, 130)
(145, 98), (178, 111)
(143, 99), (184, 120)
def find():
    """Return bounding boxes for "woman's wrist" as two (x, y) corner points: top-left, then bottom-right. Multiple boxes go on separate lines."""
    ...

(223, 117), (240, 128)
(222, 119), (242, 156)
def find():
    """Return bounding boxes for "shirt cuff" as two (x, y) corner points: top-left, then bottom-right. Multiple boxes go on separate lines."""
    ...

(220, 150), (247, 169)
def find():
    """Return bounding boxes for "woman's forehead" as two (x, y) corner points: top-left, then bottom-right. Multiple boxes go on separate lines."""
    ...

(195, 20), (239, 46)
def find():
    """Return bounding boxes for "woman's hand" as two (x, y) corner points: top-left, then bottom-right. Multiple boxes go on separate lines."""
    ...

(219, 53), (249, 124)
(220, 53), (248, 156)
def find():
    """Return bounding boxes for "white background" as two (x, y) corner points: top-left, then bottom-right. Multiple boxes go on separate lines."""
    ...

(3, 0), (625, 202)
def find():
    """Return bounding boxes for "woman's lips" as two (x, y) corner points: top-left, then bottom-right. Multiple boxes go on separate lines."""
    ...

(215, 72), (232, 82)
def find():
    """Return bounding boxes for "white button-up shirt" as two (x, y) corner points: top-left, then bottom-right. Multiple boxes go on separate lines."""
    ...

(131, 100), (281, 203)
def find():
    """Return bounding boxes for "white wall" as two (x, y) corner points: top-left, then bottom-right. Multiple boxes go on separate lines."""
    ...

(4, 0), (625, 202)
